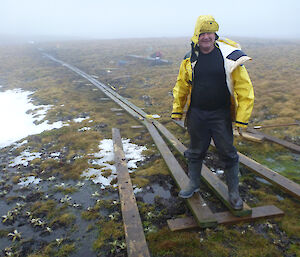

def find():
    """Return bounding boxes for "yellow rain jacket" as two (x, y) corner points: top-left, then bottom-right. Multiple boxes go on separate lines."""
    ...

(171, 16), (254, 128)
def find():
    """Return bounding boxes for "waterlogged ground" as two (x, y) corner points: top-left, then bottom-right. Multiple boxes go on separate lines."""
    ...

(0, 87), (182, 256)
(0, 40), (300, 256)
(0, 139), (154, 256)
(235, 137), (300, 184)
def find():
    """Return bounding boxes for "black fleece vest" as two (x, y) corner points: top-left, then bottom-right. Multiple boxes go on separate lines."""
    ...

(190, 47), (230, 110)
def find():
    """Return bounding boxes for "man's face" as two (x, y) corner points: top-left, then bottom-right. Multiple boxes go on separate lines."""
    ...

(198, 32), (215, 52)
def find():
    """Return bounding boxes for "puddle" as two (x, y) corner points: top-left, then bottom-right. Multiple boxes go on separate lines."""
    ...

(138, 183), (172, 204)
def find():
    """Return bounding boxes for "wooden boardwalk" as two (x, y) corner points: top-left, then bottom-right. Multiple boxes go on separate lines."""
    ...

(112, 128), (151, 257)
(43, 53), (287, 229)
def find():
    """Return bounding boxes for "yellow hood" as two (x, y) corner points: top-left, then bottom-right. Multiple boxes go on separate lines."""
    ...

(191, 15), (219, 45)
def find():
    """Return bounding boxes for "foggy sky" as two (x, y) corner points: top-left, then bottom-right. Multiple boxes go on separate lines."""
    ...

(1, 0), (300, 40)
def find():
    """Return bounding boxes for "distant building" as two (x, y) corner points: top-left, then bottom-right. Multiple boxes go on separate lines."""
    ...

(150, 51), (163, 59)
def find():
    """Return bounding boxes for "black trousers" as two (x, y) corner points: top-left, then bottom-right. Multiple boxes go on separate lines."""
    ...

(184, 107), (239, 168)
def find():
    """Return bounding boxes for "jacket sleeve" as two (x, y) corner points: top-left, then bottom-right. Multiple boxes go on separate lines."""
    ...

(232, 65), (254, 128)
(171, 59), (191, 119)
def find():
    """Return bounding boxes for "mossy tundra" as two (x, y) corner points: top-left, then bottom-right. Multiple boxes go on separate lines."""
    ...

(0, 37), (299, 256)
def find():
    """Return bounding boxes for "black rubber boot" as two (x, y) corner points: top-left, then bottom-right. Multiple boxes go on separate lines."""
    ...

(179, 161), (202, 199)
(226, 162), (243, 210)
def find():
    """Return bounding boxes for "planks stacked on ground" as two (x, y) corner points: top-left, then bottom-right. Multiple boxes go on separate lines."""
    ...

(167, 205), (284, 231)
(43, 52), (287, 229)
(112, 128), (151, 257)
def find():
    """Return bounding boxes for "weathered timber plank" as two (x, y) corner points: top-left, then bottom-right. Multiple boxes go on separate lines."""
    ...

(153, 120), (251, 216)
(172, 119), (300, 201)
(167, 205), (284, 231)
(247, 128), (300, 153)
(143, 121), (217, 228)
(112, 128), (151, 257)
(232, 129), (264, 142)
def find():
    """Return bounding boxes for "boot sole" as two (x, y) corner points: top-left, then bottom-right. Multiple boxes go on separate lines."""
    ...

(178, 188), (200, 199)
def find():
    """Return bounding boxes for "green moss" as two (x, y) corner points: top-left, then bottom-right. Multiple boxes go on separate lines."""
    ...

(31, 200), (57, 218)
(30, 200), (73, 228)
(0, 229), (8, 238)
(131, 176), (149, 187)
(278, 198), (300, 237)
(28, 254), (48, 257)
(56, 243), (76, 257)
(40, 159), (62, 172)
(137, 201), (155, 217)
(287, 243), (300, 256)
(275, 155), (293, 162)
(250, 189), (278, 205)
(50, 213), (76, 227)
(148, 226), (282, 257)
(61, 158), (89, 180)
(136, 159), (170, 176)
(141, 149), (155, 157)
(30, 158), (42, 165)
(27, 241), (56, 257)
(43, 241), (57, 256)
(53, 186), (78, 195)
(86, 224), (95, 232)
(147, 227), (207, 257)
(28, 242), (75, 257)
(94, 199), (119, 210)
(93, 219), (124, 251)
(213, 229), (281, 257)
(101, 168), (112, 178)
(81, 209), (100, 220)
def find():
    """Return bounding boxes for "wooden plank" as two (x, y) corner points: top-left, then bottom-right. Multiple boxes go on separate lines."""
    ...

(172, 119), (300, 201)
(238, 153), (300, 200)
(252, 123), (299, 129)
(233, 129), (264, 142)
(167, 205), (284, 231)
(247, 128), (300, 153)
(112, 128), (151, 257)
(143, 121), (217, 228)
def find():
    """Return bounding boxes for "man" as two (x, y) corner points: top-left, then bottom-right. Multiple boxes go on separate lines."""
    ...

(171, 15), (254, 210)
